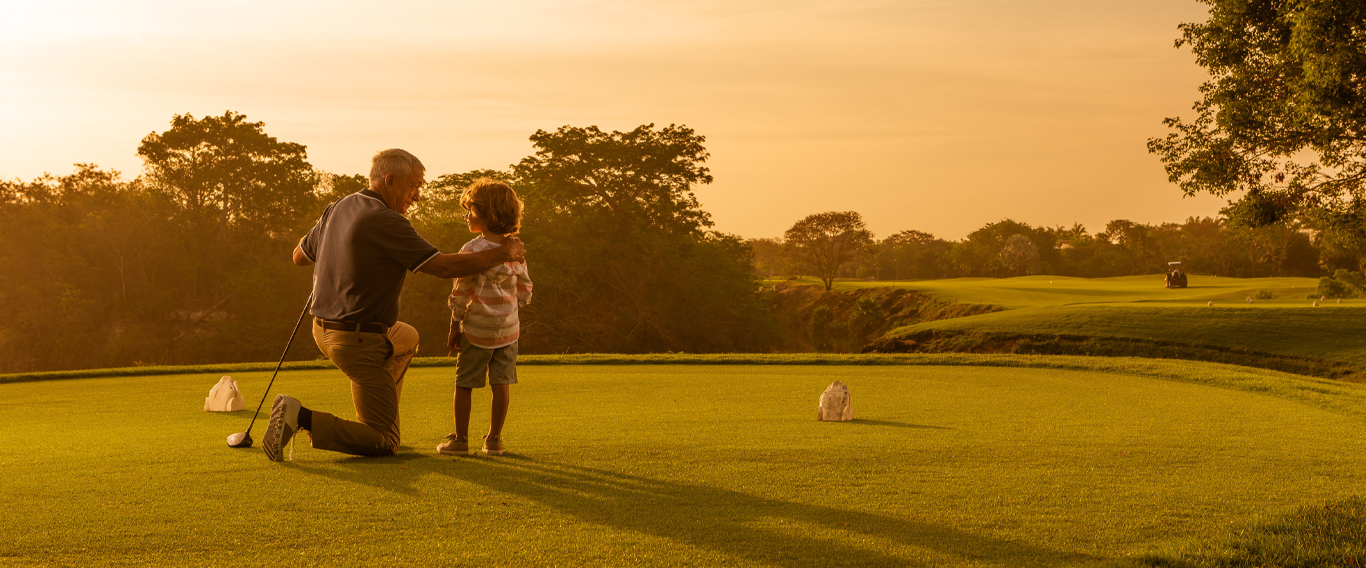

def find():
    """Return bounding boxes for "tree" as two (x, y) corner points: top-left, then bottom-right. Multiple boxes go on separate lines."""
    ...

(784, 211), (874, 290)
(880, 230), (947, 280)
(410, 168), (510, 228)
(1314, 212), (1366, 276)
(315, 172), (369, 207)
(999, 234), (1040, 276)
(1225, 217), (1319, 277)
(1171, 217), (1231, 275)
(510, 124), (777, 354)
(1102, 219), (1165, 275)
(0, 165), (182, 372)
(953, 219), (1059, 277)
(137, 111), (318, 298)
(1148, 0), (1366, 228)
(748, 237), (789, 282)
(135, 112), (320, 367)
(513, 124), (713, 236)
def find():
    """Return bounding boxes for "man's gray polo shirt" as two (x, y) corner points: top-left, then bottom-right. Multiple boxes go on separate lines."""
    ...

(300, 189), (440, 327)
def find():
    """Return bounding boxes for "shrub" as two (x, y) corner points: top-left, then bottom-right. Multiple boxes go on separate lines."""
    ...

(1316, 269), (1366, 299)
(848, 297), (886, 341)
(1334, 268), (1366, 289)
(810, 306), (832, 349)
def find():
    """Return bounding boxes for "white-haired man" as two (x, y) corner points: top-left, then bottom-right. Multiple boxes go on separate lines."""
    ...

(263, 149), (524, 460)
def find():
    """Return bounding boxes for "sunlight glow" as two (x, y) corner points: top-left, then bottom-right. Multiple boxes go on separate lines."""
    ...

(0, 0), (1219, 239)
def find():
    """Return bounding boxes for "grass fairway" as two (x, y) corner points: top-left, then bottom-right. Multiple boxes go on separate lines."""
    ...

(773, 275), (1327, 308)
(895, 305), (1366, 369)
(4, 357), (1366, 566)
(774, 274), (1366, 375)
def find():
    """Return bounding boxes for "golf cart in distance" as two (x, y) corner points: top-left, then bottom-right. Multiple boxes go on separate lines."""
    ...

(1165, 261), (1188, 289)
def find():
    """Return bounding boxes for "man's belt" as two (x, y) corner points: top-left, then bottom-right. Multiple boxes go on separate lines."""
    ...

(316, 319), (389, 334)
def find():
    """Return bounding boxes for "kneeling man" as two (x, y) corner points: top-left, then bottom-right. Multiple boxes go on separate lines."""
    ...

(264, 148), (524, 460)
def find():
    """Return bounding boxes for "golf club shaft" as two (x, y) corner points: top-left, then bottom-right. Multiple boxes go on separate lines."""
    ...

(242, 292), (314, 435)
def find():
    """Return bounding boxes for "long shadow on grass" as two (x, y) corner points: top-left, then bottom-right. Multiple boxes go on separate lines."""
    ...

(291, 454), (1081, 567)
(846, 419), (954, 430)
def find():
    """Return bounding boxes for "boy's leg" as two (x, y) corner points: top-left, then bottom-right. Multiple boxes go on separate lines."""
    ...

(486, 341), (519, 440)
(454, 334), (493, 441)
(455, 387), (473, 440)
(489, 384), (510, 438)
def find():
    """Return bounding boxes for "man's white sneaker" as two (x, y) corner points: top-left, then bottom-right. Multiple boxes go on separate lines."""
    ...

(263, 394), (302, 462)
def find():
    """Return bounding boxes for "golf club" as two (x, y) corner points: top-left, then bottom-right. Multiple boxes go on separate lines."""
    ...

(226, 292), (313, 448)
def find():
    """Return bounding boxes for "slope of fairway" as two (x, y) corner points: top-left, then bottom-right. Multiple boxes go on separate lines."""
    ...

(802, 274), (1366, 376)
(3, 357), (1366, 567)
(891, 305), (1366, 370)
(775, 275), (1325, 309)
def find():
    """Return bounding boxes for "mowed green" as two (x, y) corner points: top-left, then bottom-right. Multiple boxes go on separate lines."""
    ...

(809, 274), (1366, 368)
(896, 306), (1366, 368)
(4, 358), (1366, 567)
(779, 274), (1328, 308)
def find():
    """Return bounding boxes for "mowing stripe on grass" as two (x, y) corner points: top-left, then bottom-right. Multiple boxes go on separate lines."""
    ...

(8, 354), (1365, 423)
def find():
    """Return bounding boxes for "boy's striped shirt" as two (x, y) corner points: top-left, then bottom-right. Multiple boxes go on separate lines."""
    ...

(448, 236), (533, 349)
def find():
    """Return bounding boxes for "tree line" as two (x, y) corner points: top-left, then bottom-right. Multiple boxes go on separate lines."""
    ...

(0, 112), (776, 373)
(5, 92), (1364, 372)
(751, 211), (1364, 290)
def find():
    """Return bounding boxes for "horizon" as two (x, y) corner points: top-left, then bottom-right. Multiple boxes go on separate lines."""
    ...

(2, 0), (1230, 241)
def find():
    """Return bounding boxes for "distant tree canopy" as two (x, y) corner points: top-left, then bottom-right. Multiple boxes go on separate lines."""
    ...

(999, 234), (1041, 276)
(784, 211), (874, 291)
(412, 169), (509, 228)
(756, 214), (1331, 285)
(0, 114), (777, 373)
(878, 230), (948, 280)
(1148, 0), (1366, 229)
(137, 111), (318, 299)
(950, 220), (1059, 278)
(748, 237), (788, 281)
(7, 109), (1361, 373)
(1, 166), (147, 371)
(505, 124), (774, 354)
(138, 111), (316, 238)
(513, 124), (714, 236)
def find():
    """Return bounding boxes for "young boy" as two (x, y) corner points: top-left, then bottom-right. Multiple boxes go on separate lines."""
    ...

(437, 178), (532, 456)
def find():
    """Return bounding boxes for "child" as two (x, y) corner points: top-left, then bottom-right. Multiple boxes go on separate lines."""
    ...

(437, 178), (532, 456)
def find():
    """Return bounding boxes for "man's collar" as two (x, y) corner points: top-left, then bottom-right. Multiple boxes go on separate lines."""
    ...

(359, 188), (391, 209)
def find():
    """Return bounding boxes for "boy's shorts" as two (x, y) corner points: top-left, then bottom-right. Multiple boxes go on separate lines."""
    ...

(455, 335), (518, 389)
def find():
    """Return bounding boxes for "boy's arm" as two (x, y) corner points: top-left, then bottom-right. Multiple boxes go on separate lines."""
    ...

(447, 277), (475, 352)
(516, 264), (533, 306)
(448, 277), (475, 322)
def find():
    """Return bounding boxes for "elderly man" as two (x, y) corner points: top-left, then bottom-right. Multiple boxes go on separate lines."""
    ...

(262, 149), (524, 460)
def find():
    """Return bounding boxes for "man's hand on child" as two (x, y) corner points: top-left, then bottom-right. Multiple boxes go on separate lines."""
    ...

(500, 237), (526, 263)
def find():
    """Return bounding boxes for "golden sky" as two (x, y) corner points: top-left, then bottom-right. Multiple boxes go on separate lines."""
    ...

(0, 0), (1226, 240)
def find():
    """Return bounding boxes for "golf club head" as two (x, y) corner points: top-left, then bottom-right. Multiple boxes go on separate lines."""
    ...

(227, 431), (253, 448)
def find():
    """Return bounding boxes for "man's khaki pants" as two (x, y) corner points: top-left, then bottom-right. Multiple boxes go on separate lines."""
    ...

(307, 319), (419, 456)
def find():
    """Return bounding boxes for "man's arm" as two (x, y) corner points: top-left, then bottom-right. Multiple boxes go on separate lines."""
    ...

(418, 237), (525, 279)
(293, 243), (314, 266)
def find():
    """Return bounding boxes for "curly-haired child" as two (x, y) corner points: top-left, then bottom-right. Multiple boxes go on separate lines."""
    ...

(437, 178), (532, 456)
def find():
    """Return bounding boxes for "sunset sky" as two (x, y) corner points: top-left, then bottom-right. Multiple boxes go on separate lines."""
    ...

(0, 0), (1227, 240)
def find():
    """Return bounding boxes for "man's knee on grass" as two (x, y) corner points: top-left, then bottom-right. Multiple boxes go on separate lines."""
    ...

(376, 433), (401, 456)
